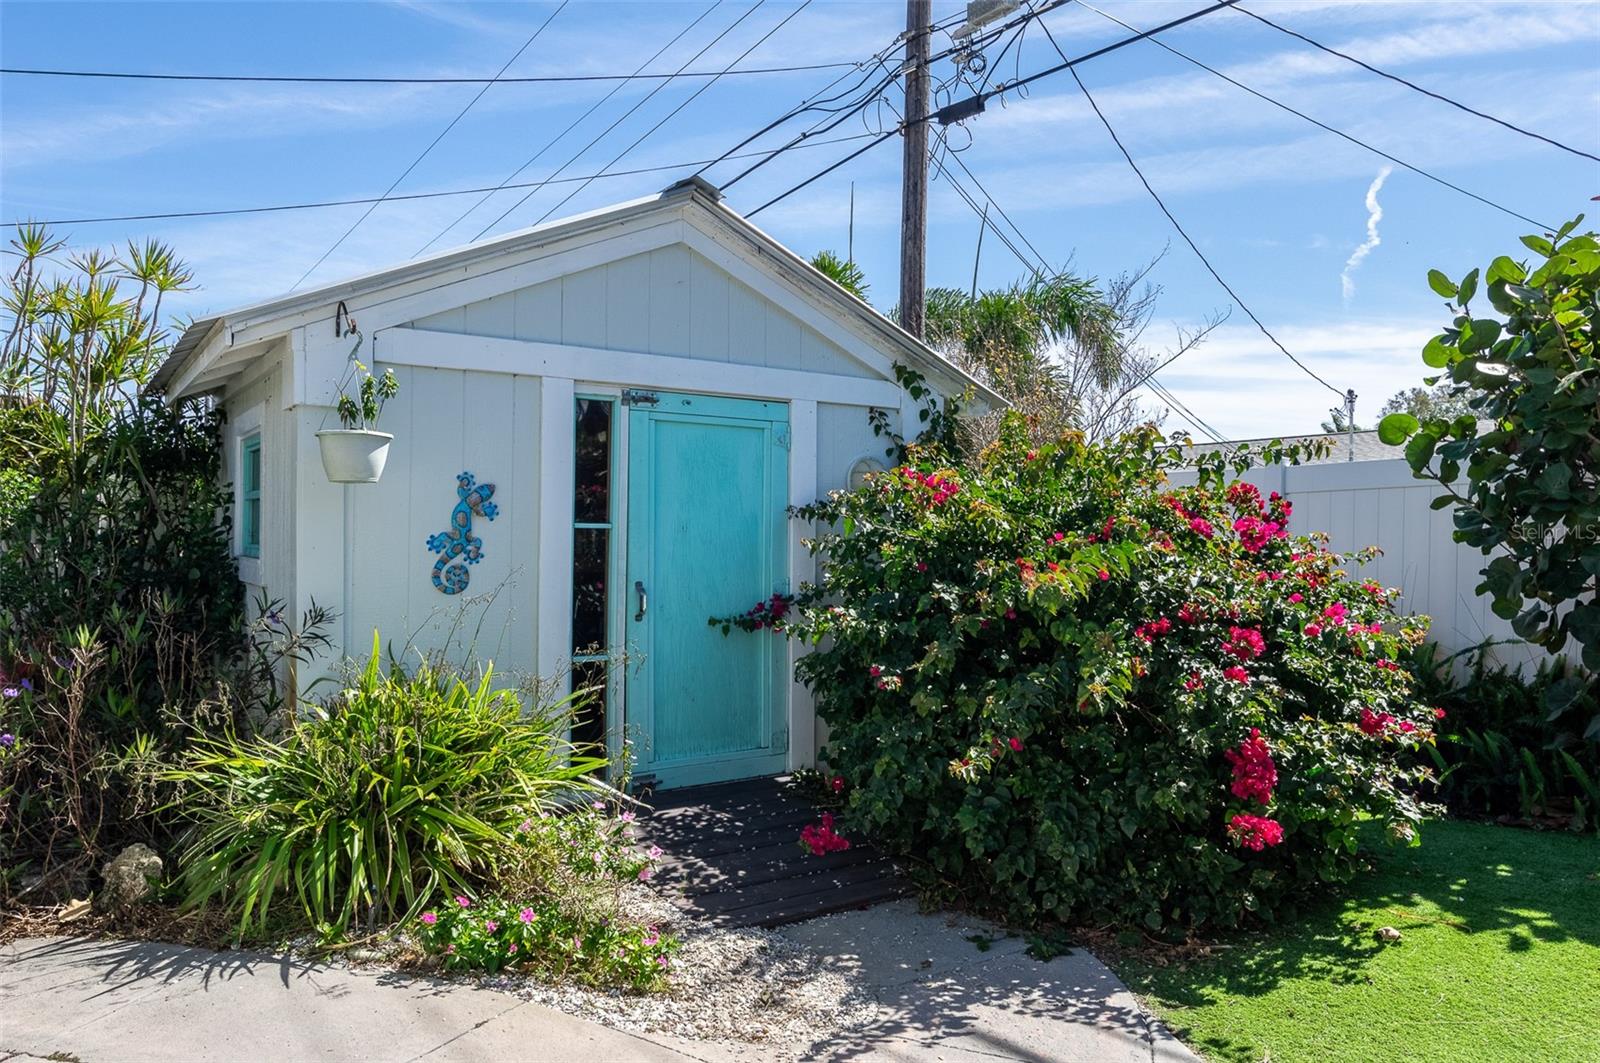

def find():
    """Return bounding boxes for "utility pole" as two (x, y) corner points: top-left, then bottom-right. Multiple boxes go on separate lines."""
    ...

(898, 0), (932, 340)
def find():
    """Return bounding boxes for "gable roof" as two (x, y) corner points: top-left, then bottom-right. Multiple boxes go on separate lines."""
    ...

(153, 177), (1004, 409)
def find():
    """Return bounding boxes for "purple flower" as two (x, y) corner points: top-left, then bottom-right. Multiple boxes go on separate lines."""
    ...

(0, 733), (14, 748)
(1, 687), (18, 699)
(420, 911), (438, 925)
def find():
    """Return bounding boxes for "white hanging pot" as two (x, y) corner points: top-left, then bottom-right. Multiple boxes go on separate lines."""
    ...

(316, 428), (393, 484)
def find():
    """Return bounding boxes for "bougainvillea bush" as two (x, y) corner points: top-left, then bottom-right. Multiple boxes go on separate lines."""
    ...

(785, 415), (1437, 932)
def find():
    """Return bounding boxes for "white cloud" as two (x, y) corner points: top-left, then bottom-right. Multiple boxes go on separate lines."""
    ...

(1147, 318), (1437, 438)
(1341, 165), (1393, 301)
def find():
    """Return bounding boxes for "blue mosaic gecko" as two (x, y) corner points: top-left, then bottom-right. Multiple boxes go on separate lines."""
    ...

(426, 471), (498, 595)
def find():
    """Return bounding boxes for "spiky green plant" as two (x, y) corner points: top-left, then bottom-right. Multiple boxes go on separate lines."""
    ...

(165, 634), (611, 935)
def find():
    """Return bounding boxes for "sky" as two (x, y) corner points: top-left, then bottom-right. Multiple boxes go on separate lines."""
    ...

(2, 0), (1597, 439)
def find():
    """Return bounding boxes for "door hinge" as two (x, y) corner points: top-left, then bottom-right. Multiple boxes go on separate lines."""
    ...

(773, 727), (789, 752)
(775, 425), (791, 449)
(622, 389), (659, 407)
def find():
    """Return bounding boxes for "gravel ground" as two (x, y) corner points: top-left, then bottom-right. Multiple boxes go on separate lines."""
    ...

(479, 885), (879, 1046)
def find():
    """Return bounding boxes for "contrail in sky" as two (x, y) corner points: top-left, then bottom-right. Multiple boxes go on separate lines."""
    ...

(1342, 166), (1393, 302)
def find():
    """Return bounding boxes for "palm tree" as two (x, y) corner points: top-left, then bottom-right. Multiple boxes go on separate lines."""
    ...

(809, 250), (870, 301)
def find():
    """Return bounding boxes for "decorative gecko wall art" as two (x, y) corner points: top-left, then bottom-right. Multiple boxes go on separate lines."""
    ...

(426, 471), (498, 595)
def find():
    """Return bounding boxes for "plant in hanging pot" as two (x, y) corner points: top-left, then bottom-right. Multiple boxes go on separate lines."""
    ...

(317, 358), (399, 484)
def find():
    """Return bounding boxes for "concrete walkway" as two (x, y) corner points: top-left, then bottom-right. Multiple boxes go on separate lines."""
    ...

(1, 902), (1196, 1063)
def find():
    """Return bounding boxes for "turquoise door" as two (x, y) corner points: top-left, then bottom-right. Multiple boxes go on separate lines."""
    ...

(626, 392), (789, 789)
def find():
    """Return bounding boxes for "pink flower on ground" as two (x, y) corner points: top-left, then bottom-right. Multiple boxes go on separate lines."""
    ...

(519, 907), (537, 923)
(455, 895), (472, 908)
(647, 845), (663, 859)
(420, 912), (438, 925)
(638, 866), (654, 882)
(484, 920), (499, 933)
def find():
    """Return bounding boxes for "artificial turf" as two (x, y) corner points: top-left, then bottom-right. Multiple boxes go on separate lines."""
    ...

(1112, 819), (1600, 1063)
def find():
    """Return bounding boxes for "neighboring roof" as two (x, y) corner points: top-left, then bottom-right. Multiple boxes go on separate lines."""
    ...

(153, 177), (1004, 409)
(1188, 429), (1401, 464)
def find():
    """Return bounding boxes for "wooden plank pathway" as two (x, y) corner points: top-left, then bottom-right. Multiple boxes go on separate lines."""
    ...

(634, 775), (907, 929)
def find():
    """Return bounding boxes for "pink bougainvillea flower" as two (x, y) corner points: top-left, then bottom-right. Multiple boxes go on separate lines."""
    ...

(831, 775), (845, 793)
(1288, 592), (1304, 603)
(1097, 569), (1111, 581)
(1005, 608), (1017, 620)
(1433, 707), (1447, 719)
(869, 665), (883, 677)
(420, 911), (438, 925)
(1224, 728), (1277, 805)
(1189, 517), (1215, 538)
(1303, 622), (1323, 638)
(1184, 672), (1203, 692)
(800, 812), (852, 856)
(1359, 707), (1396, 736)
(1227, 813), (1284, 851)
(1222, 626), (1266, 661)
(916, 562), (928, 572)
(1008, 737), (1023, 752)
(1398, 720), (1417, 733)
(1223, 665), (1251, 685)
(1323, 602), (1349, 626)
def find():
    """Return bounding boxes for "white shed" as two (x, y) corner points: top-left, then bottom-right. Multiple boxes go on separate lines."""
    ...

(155, 177), (998, 789)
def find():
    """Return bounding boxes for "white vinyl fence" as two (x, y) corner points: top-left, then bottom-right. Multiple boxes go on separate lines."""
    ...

(1173, 458), (1552, 675)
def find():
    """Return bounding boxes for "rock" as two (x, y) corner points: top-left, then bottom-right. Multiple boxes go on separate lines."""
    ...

(1375, 926), (1402, 943)
(95, 843), (163, 912)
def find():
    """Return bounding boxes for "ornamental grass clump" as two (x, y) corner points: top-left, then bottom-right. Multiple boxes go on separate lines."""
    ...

(165, 633), (611, 936)
(784, 414), (1437, 932)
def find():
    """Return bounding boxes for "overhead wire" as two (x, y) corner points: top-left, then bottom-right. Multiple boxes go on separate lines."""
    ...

(1037, 18), (1344, 399)
(744, 0), (1242, 219)
(1072, 0), (1554, 230)
(6, 133), (880, 229)
(413, 1), (726, 256)
(468, 1), (767, 242)
(1232, 3), (1600, 164)
(289, 1), (569, 289)
(0, 61), (859, 85)
(526, 0), (818, 230)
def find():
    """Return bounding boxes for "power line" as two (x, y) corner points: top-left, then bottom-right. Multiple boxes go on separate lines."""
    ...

(414, 1), (724, 257)
(743, 1), (1242, 220)
(290, 1), (568, 289)
(0, 61), (859, 85)
(1232, 4), (1600, 165)
(5, 133), (877, 228)
(1046, 22), (1343, 398)
(527, 0), (817, 230)
(1073, 0), (1553, 231)
(469, 1), (765, 242)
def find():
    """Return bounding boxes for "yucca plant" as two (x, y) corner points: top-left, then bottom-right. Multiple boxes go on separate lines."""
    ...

(165, 634), (611, 936)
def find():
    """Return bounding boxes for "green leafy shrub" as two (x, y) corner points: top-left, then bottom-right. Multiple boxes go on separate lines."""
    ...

(0, 398), (246, 898)
(784, 417), (1435, 932)
(166, 635), (611, 935)
(1407, 643), (1599, 829)
(1380, 217), (1598, 672)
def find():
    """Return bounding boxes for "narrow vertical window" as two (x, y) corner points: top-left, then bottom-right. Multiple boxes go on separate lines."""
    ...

(571, 398), (613, 752)
(241, 433), (262, 558)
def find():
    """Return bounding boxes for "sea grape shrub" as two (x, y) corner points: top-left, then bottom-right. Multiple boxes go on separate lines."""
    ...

(786, 416), (1436, 932)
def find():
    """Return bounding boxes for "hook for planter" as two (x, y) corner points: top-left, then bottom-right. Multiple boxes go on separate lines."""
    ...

(334, 300), (358, 338)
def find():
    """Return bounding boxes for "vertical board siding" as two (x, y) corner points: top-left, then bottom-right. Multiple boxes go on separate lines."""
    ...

(341, 363), (543, 679)
(408, 246), (879, 385)
(1173, 459), (1558, 674)
(223, 357), (291, 601)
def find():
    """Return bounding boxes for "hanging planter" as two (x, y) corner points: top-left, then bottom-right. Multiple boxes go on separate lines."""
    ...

(320, 322), (399, 484)
(317, 428), (393, 484)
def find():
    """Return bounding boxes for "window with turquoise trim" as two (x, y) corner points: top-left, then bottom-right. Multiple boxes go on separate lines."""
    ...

(571, 398), (614, 752)
(241, 433), (262, 558)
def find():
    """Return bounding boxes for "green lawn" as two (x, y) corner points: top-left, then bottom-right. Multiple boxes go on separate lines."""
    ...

(1112, 820), (1600, 1063)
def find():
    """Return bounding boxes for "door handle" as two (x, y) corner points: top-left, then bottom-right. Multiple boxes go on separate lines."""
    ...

(634, 580), (648, 621)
